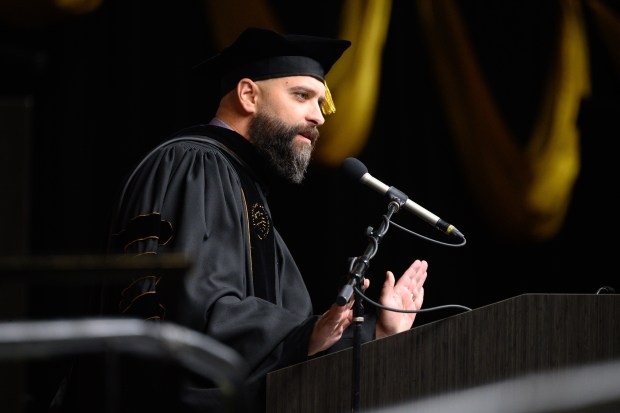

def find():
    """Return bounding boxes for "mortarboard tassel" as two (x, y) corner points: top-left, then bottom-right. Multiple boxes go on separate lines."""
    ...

(321, 80), (336, 115)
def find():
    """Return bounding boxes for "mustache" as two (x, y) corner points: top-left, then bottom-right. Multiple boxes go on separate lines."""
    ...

(296, 125), (320, 144)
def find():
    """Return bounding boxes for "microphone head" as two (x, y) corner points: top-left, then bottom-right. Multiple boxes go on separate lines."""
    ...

(341, 157), (368, 181)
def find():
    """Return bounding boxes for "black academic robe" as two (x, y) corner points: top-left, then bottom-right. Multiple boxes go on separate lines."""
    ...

(106, 125), (324, 412)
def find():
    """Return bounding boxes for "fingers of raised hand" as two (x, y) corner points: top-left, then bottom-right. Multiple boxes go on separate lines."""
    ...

(410, 261), (428, 287)
(413, 286), (424, 307)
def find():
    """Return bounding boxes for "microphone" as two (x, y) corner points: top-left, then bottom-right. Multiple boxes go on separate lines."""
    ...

(341, 157), (465, 241)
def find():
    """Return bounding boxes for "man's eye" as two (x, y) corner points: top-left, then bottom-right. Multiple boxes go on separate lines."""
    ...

(295, 92), (309, 100)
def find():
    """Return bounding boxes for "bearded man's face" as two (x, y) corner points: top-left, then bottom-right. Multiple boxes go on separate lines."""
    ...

(249, 110), (319, 184)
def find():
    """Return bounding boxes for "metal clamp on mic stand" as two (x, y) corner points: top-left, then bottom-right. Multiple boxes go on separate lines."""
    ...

(336, 186), (407, 413)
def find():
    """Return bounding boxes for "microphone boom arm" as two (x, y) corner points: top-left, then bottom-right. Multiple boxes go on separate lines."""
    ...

(336, 197), (403, 306)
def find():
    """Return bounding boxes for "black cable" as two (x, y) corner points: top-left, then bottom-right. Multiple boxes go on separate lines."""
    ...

(354, 285), (472, 314)
(389, 219), (466, 247)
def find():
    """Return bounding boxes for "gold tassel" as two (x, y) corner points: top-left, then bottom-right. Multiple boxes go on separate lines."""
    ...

(321, 80), (337, 115)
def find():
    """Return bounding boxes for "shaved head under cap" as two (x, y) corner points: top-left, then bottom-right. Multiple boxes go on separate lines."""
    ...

(195, 27), (351, 114)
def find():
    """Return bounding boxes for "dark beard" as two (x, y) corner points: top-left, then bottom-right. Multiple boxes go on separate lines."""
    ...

(248, 111), (319, 184)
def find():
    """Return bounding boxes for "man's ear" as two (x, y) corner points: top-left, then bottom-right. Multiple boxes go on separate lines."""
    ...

(236, 78), (258, 114)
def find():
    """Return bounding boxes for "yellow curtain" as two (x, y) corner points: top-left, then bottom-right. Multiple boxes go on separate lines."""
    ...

(204, 0), (391, 167)
(417, 0), (590, 240)
(315, 0), (392, 166)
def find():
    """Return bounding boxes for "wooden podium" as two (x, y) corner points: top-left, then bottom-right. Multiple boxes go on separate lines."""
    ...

(266, 294), (620, 412)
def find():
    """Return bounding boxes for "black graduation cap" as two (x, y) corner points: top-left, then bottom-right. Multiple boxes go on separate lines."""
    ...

(195, 27), (351, 115)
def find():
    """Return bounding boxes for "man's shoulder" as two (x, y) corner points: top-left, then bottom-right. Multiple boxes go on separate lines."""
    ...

(125, 125), (237, 181)
(148, 125), (236, 160)
(164, 124), (226, 148)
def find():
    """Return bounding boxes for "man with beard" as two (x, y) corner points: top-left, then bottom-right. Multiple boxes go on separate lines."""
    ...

(101, 27), (429, 413)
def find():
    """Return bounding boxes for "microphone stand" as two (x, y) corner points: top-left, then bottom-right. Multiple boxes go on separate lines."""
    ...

(337, 188), (407, 412)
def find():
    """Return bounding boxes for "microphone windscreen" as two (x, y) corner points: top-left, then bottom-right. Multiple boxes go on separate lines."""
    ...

(341, 157), (368, 181)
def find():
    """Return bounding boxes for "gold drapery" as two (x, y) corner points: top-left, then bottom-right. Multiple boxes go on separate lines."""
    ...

(418, 0), (590, 240)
